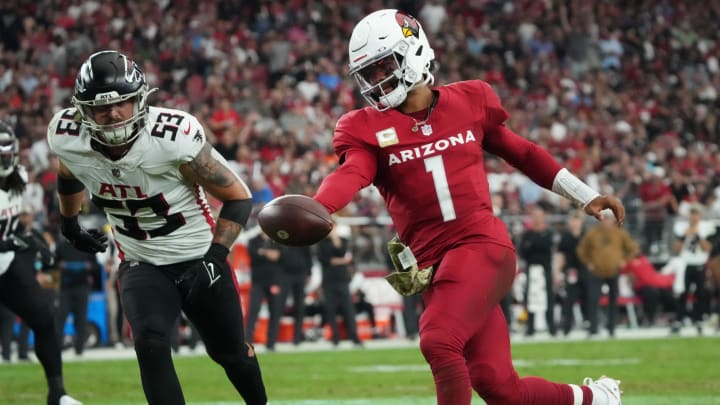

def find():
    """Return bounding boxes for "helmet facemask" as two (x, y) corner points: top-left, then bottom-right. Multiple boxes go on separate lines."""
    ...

(73, 86), (152, 147)
(352, 42), (408, 111)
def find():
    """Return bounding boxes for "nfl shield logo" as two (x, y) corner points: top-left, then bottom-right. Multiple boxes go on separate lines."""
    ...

(420, 124), (433, 136)
(112, 167), (121, 178)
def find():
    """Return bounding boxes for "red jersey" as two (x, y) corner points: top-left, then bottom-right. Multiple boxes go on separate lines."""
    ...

(315, 80), (562, 268)
(638, 179), (671, 220)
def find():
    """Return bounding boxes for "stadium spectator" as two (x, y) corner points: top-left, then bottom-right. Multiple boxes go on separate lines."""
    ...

(245, 231), (283, 350)
(556, 210), (591, 336)
(54, 236), (98, 356)
(639, 166), (673, 255)
(352, 289), (380, 339)
(519, 206), (557, 337)
(672, 203), (713, 334)
(577, 210), (639, 338)
(316, 225), (362, 347)
(272, 244), (313, 346)
(621, 255), (676, 327)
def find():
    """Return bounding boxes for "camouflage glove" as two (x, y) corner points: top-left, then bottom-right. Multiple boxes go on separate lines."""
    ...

(385, 237), (433, 296)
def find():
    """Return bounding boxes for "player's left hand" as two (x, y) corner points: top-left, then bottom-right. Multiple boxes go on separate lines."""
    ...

(584, 195), (625, 225)
(60, 216), (108, 253)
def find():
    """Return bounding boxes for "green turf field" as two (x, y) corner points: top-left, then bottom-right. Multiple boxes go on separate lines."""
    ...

(0, 336), (717, 404)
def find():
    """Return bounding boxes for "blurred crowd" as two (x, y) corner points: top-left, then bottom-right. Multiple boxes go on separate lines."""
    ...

(1, 0), (720, 347)
(2, 0), (720, 256)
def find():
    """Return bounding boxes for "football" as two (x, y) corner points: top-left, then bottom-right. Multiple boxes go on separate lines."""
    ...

(257, 194), (333, 246)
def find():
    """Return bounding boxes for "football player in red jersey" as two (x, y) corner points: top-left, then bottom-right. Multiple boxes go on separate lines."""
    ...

(313, 9), (624, 405)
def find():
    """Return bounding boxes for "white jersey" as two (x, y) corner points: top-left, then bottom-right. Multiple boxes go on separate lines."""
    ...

(673, 220), (714, 266)
(47, 106), (215, 265)
(0, 167), (28, 276)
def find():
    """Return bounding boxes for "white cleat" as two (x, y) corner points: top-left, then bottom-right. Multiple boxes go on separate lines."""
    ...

(59, 394), (83, 405)
(583, 376), (622, 405)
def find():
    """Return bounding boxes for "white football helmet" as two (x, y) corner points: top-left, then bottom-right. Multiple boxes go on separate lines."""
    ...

(0, 121), (19, 177)
(348, 9), (435, 111)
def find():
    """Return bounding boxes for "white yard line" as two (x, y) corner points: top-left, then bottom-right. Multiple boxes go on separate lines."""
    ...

(53, 325), (707, 363)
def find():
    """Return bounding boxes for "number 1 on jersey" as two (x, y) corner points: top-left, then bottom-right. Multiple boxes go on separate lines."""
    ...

(424, 155), (457, 222)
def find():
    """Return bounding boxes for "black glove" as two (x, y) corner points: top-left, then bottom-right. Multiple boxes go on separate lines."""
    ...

(200, 243), (230, 288)
(0, 235), (29, 252)
(182, 243), (230, 304)
(61, 215), (108, 254)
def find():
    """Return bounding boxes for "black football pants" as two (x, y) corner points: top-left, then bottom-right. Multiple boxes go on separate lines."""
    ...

(119, 258), (267, 405)
(0, 252), (67, 404)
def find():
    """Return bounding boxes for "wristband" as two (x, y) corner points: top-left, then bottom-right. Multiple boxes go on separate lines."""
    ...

(58, 176), (86, 195)
(218, 198), (253, 227)
(60, 214), (81, 234)
(207, 242), (229, 260)
(551, 168), (600, 208)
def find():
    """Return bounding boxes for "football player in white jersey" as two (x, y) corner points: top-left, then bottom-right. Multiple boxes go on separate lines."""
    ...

(0, 121), (82, 405)
(47, 50), (267, 405)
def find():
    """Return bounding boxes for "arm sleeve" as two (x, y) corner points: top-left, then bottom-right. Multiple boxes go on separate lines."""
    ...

(477, 81), (562, 190)
(314, 149), (377, 213)
(484, 126), (562, 190)
(314, 114), (378, 213)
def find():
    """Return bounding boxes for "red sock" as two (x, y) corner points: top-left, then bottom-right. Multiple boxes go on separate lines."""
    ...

(582, 386), (593, 405)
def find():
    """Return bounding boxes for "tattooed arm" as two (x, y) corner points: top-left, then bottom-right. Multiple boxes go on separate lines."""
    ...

(180, 143), (252, 248)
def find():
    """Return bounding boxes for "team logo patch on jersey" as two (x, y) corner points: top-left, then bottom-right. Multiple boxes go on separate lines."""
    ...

(376, 128), (399, 148)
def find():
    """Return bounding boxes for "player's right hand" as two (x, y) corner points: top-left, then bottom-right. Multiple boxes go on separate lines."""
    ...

(60, 215), (108, 253)
(584, 195), (625, 226)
